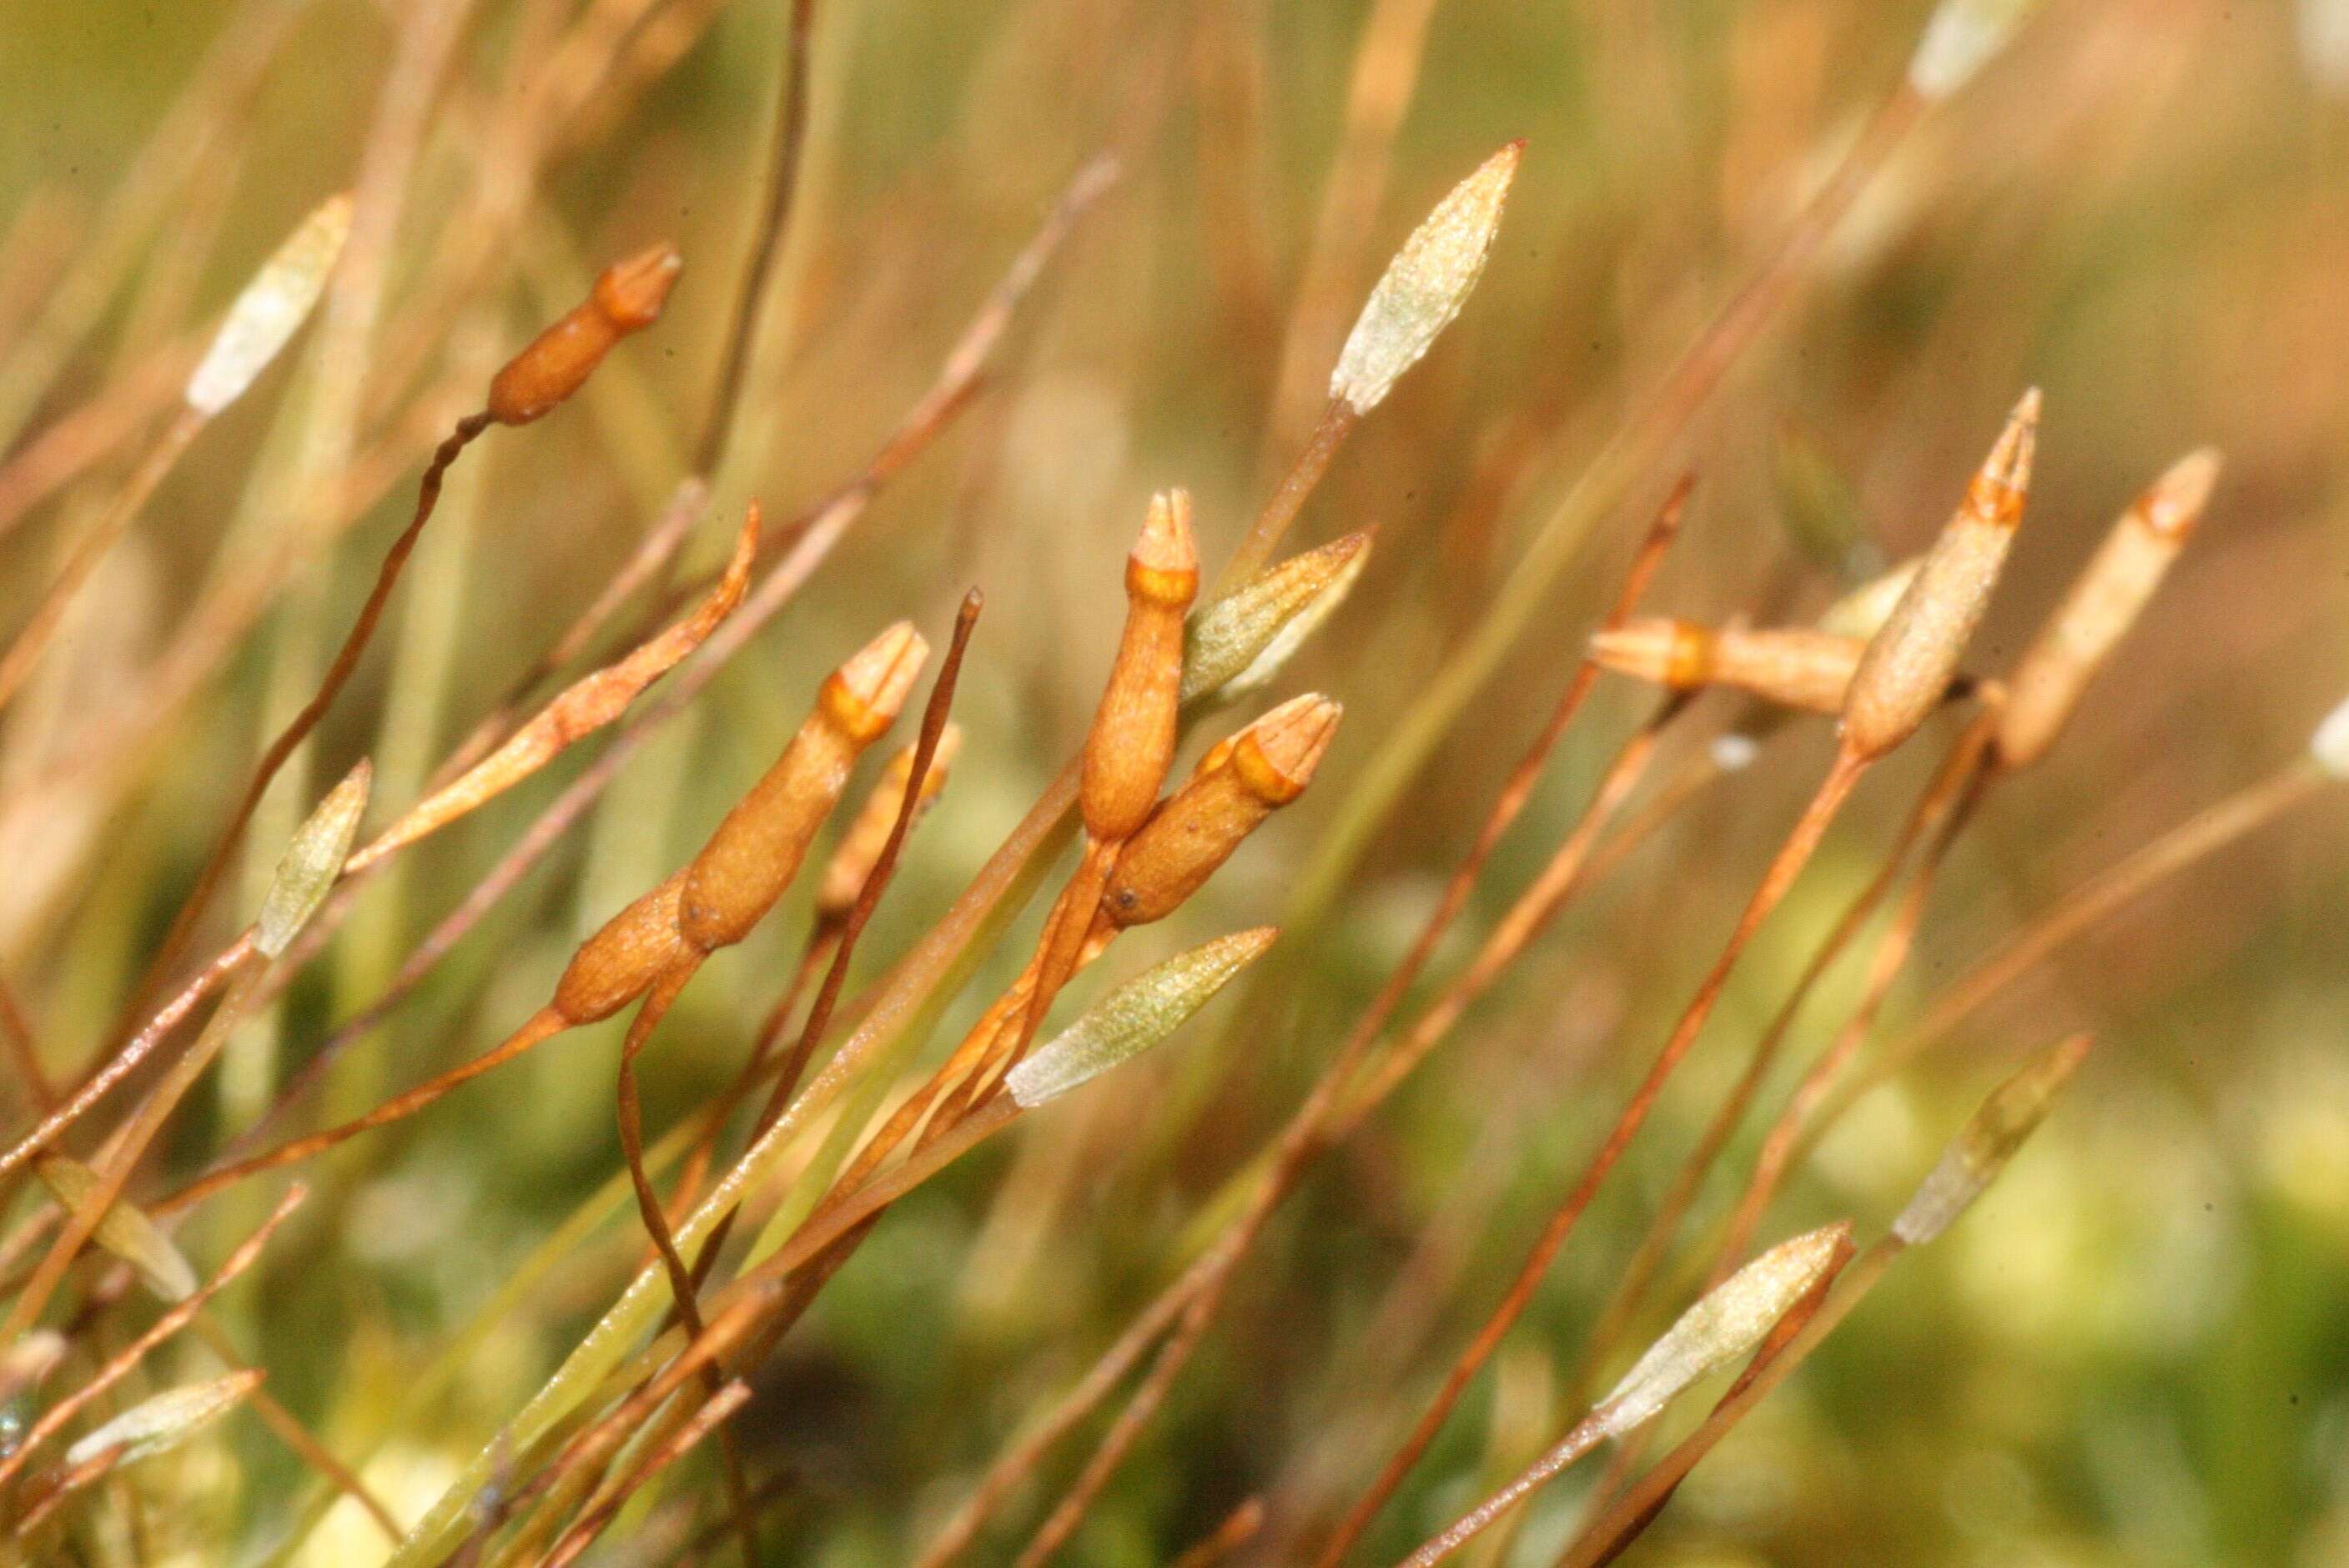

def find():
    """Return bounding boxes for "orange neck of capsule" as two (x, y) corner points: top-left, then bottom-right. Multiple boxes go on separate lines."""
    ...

(1124, 555), (1200, 609)
(1664, 621), (1718, 687)
(2132, 495), (2196, 542)
(591, 244), (683, 331)
(1230, 732), (1306, 805)
(1963, 472), (2028, 530)
(818, 673), (894, 743)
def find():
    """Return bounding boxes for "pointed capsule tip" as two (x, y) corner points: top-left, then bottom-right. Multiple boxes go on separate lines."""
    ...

(837, 621), (930, 721)
(2140, 447), (2222, 538)
(1993, 386), (2041, 482)
(1134, 489), (1200, 576)
(1963, 389), (2040, 533)
(595, 242), (684, 330)
(1248, 693), (1343, 785)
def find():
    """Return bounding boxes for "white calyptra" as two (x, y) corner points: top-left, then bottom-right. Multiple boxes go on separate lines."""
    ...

(64, 1371), (265, 1469)
(1597, 1224), (1849, 1436)
(1893, 1034), (2089, 1245)
(1907, 0), (2044, 101)
(184, 192), (353, 417)
(255, 761), (373, 958)
(1224, 540), (1371, 697)
(1183, 535), (1371, 704)
(34, 1156), (198, 1302)
(1329, 143), (1522, 415)
(1006, 927), (1275, 1108)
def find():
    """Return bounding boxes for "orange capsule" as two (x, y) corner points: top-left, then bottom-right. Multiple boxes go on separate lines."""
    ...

(1592, 619), (1864, 716)
(486, 242), (682, 426)
(1102, 694), (1340, 927)
(677, 621), (928, 952)
(1081, 491), (1199, 842)
(552, 872), (692, 1026)
(1843, 389), (2038, 761)
(1994, 448), (2219, 770)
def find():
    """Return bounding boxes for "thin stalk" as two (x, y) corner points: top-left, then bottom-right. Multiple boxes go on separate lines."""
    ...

(432, 478), (709, 774)
(3, 961), (268, 1341)
(1710, 761), (1990, 1276)
(910, 1249), (1210, 1567)
(254, 1108), (718, 1565)
(1257, 0), (1446, 459)
(0, 183), (83, 358)
(616, 965), (710, 1321)
(0, 329), (195, 544)
(1396, 1411), (1613, 1568)
(666, 931), (833, 1223)
(1320, 745), (1870, 1563)
(1221, 400), (1359, 586)
(991, 711), (1693, 1563)
(502, 1287), (772, 1552)
(149, 1007), (567, 1217)
(539, 1381), (752, 1568)
(1280, 88), (1924, 954)
(187, 1315), (401, 1542)
(747, 1095), (1019, 1284)
(1334, 701), (1685, 1130)
(0, 972), (52, 1114)
(273, 0), (481, 1122)
(0, 1184), (303, 1500)
(1557, 1241), (1899, 1568)
(610, 959), (760, 1568)
(696, 0), (821, 475)
(1573, 741), (1988, 1518)
(0, 935), (254, 1184)
(1810, 760), (2329, 1147)
(953, 492), (1688, 1565)
(132, 412), (494, 1019)
(1563, 713), (1994, 1407)
(1171, 1497), (1266, 1568)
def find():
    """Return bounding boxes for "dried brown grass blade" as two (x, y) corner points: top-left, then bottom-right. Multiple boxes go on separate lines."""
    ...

(345, 505), (760, 873)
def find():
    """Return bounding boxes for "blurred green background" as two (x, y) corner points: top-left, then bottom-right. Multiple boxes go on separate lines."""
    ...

(3, 0), (2347, 1563)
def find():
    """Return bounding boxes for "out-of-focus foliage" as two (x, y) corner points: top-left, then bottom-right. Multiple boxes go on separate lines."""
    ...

(1, 0), (2346, 1563)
